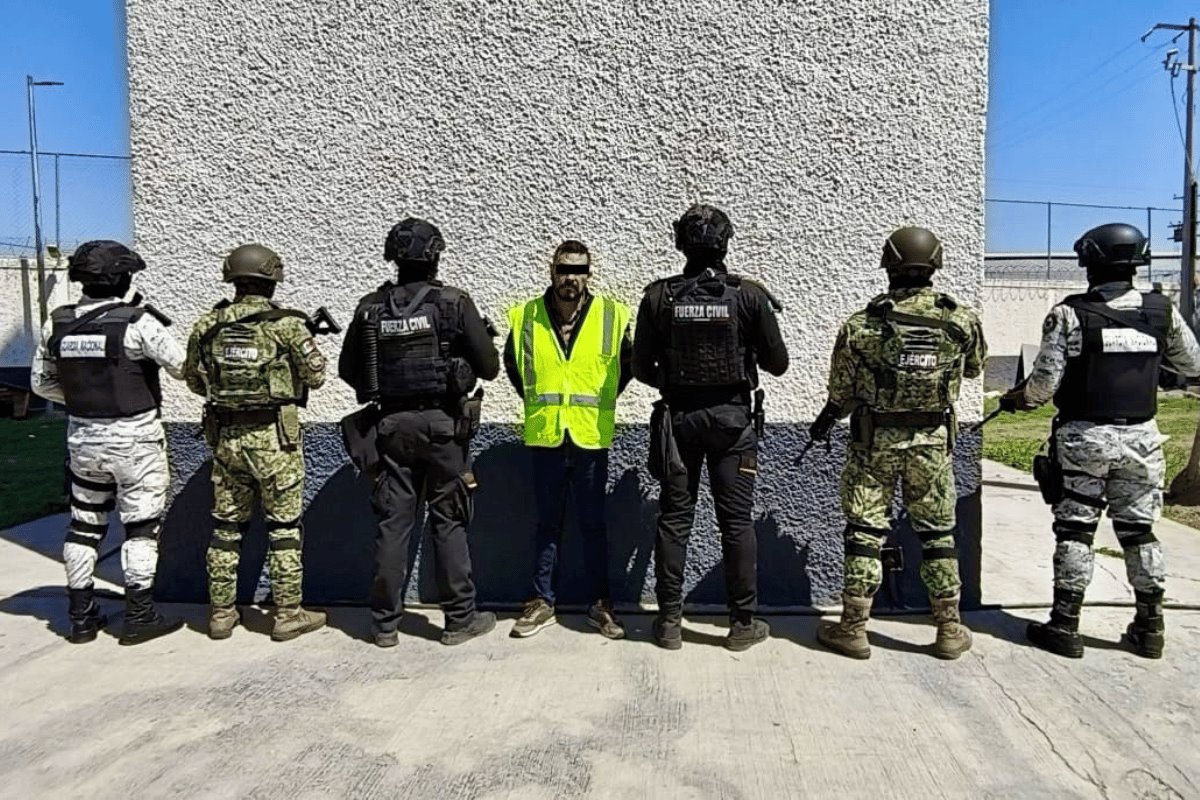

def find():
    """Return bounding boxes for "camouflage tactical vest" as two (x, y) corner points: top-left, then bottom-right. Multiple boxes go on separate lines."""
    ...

(856, 294), (968, 413)
(198, 304), (306, 409)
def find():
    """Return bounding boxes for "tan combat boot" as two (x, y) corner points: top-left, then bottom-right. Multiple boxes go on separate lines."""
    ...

(208, 605), (240, 640)
(817, 594), (873, 659)
(930, 593), (972, 660)
(272, 606), (327, 641)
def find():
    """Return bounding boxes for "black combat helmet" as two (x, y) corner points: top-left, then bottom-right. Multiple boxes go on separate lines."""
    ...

(673, 204), (734, 254)
(67, 240), (146, 284)
(385, 218), (445, 265)
(1073, 223), (1150, 268)
(223, 244), (284, 283)
(881, 227), (943, 271)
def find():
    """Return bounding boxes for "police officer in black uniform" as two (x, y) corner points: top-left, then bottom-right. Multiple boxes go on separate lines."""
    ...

(633, 204), (789, 652)
(339, 217), (501, 648)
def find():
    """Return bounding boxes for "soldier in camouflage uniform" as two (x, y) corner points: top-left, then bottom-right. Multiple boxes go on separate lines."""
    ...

(811, 227), (986, 660)
(184, 244), (328, 642)
(1002, 223), (1200, 659)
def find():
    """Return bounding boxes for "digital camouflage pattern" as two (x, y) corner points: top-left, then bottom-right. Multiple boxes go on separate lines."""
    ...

(184, 295), (326, 608)
(841, 446), (960, 598)
(184, 296), (325, 407)
(1052, 419), (1166, 594)
(207, 424), (307, 606)
(1019, 283), (1200, 601)
(827, 287), (985, 600)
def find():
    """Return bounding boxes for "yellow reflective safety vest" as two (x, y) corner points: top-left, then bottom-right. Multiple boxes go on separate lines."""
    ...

(508, 293), (630, 449)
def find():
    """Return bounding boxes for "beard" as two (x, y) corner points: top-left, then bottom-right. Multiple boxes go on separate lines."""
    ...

(555, 282), (582, 301)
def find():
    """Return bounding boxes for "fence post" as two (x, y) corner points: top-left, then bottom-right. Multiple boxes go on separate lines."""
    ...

(1046, 202), (1052, 280)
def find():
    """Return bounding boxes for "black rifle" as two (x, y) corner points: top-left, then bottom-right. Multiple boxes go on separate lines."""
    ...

(305, 306), (342, 336)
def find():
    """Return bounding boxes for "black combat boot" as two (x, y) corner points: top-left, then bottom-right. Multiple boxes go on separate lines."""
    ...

(67, 587), (107, 644)
(1027, 588), (1085, 658)
(440, 611), (496, 646)
(1123, 590), (1165, 659)
(118, 587), (184, 646)
(725, 614), (770, 652)
(653, 612), (682, 651)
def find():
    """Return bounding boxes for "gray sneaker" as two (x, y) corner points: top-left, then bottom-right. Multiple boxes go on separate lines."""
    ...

(587, 600), (626, 640)
(510, 598), (556, 638)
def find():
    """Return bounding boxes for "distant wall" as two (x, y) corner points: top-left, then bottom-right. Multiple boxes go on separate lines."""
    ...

(0, 259), (73, 372)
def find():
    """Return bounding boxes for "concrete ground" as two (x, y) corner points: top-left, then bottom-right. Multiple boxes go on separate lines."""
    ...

(0, 462), (1197, 799)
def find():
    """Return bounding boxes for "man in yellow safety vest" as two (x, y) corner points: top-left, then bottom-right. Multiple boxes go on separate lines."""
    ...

(504, 240), (633, 640)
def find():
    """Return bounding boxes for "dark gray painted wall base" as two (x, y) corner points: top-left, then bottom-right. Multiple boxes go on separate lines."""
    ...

(158, 423), (983, 612)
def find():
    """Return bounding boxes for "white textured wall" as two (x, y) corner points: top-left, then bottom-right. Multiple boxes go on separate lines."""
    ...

(125, 0), (988, 425)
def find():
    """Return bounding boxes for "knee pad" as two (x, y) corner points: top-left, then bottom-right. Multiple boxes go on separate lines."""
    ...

(1053, 519), (1098, 547)
(844, 523), (887, 559)
(266, 518), (302, 552)
(917, 528), (957, 561)
(1113, 521), (1158, 548)
(125, 517), (162, 541)
(210, 519), (248, 553)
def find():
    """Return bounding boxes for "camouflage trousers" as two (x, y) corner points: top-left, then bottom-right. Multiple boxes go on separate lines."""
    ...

(1051, 420), (1166, 595)
(839, 444), (960, 599)
(207, 423), (306, 607)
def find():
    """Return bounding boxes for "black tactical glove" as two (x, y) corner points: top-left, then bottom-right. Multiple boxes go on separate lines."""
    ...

(999, 385), (1037, 413)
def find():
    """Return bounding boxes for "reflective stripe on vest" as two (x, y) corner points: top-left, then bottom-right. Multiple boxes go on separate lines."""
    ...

(507, 294), (629, 449)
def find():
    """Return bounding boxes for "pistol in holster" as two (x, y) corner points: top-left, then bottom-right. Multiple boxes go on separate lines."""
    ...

(649, 399), (686, 481)
(1032, 419), (1064, 505)
(456, 388), (484, 443)
(340, 404), (382, 478)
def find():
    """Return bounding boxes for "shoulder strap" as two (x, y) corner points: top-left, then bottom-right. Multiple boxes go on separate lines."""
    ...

(48, 303), (129, 353)
(1062, 296), (1167, 346)
(871, 304), (968, 344)
(198, 308), (308, 350)
(402, 285), (436, 317)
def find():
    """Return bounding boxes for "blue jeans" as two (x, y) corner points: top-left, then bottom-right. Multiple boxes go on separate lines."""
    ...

(530, 441), (611, 605)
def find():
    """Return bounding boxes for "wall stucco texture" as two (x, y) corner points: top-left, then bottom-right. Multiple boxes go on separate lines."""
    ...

(126, 1), (989, 608)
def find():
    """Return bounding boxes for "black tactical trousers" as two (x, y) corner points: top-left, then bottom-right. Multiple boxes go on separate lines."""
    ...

(370, 409), (478, 633)
(655, 403), (758, 622)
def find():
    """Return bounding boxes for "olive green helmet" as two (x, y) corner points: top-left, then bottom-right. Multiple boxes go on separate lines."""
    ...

(222, 243), (284, 283)
(881, 227), (943, 271)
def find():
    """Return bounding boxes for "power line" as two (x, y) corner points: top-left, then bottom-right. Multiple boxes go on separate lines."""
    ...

(989, 36), (1147, 136)
(984, 59), (1161, 153)
(1171, 70), (1196, 182)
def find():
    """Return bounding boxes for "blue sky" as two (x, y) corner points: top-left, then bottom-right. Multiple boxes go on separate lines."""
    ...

(0, 0), (1193, 253)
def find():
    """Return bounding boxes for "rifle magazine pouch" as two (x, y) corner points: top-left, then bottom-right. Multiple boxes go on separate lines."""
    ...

(1032, 452), (1063, 505)
(277, 405), (300, 450)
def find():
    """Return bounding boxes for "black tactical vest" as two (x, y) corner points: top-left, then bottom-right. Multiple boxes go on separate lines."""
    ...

(1054, 291), (1171, 423)
(661, 271), (748, 388)
(48, 303), (162, 418)
(370, 282), (451, 402)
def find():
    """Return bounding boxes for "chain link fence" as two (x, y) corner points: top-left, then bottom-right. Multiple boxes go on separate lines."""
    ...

(0, 150), (132, 259)
(985, 198), (1183, 287)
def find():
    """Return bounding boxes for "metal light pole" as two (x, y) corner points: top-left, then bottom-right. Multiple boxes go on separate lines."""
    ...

(26, 75), (64, 326)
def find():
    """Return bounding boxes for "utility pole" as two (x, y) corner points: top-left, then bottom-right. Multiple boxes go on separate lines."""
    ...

(26, 76), (63, 326)
(1151, 20), (1200, 502)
